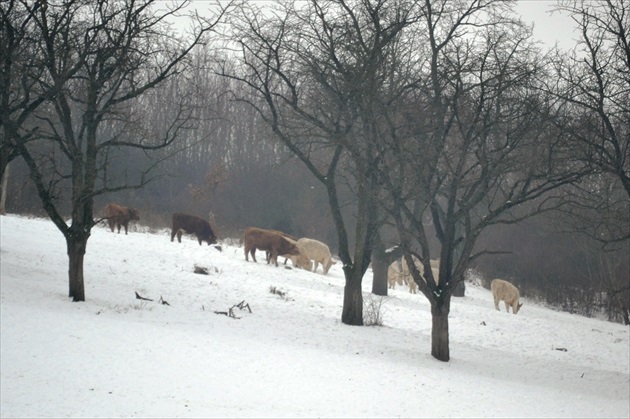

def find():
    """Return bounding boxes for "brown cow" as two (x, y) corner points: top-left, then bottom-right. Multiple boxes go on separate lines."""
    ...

(263, 229), (311, 270)
(243, 227), (302, 267)
(171, 213), (217, 246)
(104, 203), (140, 235)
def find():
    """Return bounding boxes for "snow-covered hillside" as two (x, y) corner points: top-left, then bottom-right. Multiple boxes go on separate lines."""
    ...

(1, 214), (628, 418)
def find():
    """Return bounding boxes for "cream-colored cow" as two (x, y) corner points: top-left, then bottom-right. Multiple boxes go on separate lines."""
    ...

(388, 256), (440, 294)
(491, 278), (523, 314)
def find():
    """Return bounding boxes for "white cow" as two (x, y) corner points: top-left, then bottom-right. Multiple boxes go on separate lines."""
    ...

(388, 256), (440, 294)
(491, 278), (523, 314)
(282, 238), (313, 271)
(387, 260), (409, 290)
(297, 238), (337, 274)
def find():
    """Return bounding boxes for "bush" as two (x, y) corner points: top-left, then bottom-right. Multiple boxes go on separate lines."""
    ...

(363, 294), (390, 326)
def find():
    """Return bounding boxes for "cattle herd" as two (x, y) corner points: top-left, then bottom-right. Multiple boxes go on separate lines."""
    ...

(103, 202), (523, 313)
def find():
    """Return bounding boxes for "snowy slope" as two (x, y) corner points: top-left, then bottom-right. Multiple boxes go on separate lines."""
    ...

(1, 214), (628, 418)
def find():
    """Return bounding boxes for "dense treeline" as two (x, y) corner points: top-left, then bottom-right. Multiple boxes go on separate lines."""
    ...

(1, 0), (627, 340)
(4, 50), (338, 241)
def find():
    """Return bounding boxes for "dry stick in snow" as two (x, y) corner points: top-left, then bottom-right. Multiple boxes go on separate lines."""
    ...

(135, 291), (153, 301)
(213, 300), (252, 319)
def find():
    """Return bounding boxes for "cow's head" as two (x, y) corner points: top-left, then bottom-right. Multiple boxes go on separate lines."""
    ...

(205, 232), (218, 245)
(324, 259), (338, 275)
(129, 208), (140, 221)
(296, 253), (313, 271)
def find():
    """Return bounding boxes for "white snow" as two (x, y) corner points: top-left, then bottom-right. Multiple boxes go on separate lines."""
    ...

(1, 214), (628, 418)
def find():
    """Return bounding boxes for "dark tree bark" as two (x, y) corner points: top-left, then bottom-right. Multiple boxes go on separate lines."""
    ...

(371, 233), (405, 296)
(342, 267), (365, 325)
(0, 162), (8, 215)
(431, 298), (451, 361)
(370, 245), (389, 297)
(452, 279), (465, 298)
(67, 234), (87, 301)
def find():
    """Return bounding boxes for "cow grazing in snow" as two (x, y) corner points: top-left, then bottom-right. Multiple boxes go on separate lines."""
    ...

(104, 203), (140, 235)
(262, 230), (311, 270)
(243, 227), (304, 267)
(171, 213), (217, 246)
(491, 278), (523, 314)
(297, 237), (337, 274)
(388, 259), (408, 290)
(388, 256), (440, 294)
(279, 237), (313, 271)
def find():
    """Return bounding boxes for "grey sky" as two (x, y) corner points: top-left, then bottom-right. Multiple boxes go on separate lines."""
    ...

(515, 0), (579, 50)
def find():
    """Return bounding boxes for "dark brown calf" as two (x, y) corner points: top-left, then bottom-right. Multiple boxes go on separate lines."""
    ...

(243, 227), (301, 267)
(104, 203), (140, 235)
(171, 213), (217, 246)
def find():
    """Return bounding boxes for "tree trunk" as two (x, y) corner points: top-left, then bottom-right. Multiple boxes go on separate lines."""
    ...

(0, 161), (8, 215)
(370, 233), (405, 296)
(452, 278), (465, 297)
(342, 268), (364, 325)
(431, 297), (451, 361)
(67, 236), (87, 302)
(618, 298), (630, 326)
(370, 231), (388, 296)
(371, 252), (388, 296)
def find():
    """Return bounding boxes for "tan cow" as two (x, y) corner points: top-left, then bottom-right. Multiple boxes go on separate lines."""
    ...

(491, 278), (523, 314)
(104, 203), (140, 235)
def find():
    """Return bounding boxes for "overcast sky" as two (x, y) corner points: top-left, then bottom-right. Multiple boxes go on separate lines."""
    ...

(515, 0), (579, 50)
(174, 0), (581, 51)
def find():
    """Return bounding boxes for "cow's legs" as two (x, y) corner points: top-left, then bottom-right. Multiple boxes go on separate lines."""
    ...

(270, 251), (278, 266)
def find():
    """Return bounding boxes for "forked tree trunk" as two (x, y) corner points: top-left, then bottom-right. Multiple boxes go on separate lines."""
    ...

(431, 296), (451, 361)
(342, 269), (364, 325)
(67, 237), (87, 302)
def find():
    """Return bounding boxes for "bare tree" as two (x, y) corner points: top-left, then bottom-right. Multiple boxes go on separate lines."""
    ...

(8, 0), (227, 301)
(1, 1), (55, 214)
(545, 0), (630, 244)
(224, 0), (415, 325)
(374, 0), (587, 361)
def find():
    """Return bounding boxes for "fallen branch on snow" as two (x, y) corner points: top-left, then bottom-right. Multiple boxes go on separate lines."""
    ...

(135, 291), (153, 301)
(210, 300), (252, 319)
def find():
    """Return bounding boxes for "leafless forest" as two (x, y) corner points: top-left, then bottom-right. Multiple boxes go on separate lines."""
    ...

(1, 0), (628, 360)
